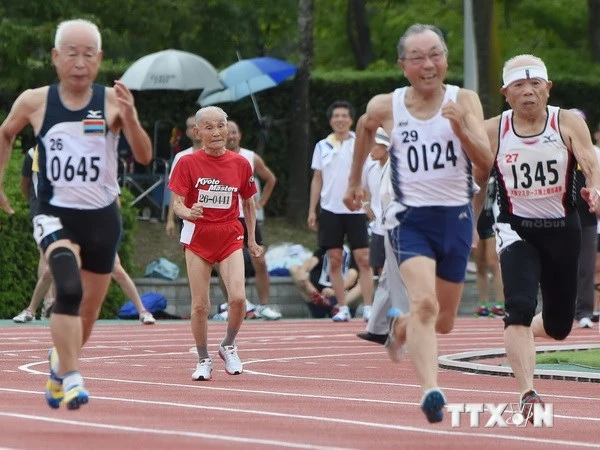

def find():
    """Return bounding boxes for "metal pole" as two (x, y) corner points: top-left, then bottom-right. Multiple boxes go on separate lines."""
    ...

(236, 50), (263, 123)
(464, 0), (478, 92)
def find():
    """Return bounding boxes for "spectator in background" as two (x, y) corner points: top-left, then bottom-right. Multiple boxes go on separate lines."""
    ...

(571, 108), (599, 329)
(308, 100), (373, 322)
(289, 246), (361, 318)
(472, 170), (505, 318)
(166, 114), (203, 237)
(360, 128), (390, 322)
(225, 120), (281, 320)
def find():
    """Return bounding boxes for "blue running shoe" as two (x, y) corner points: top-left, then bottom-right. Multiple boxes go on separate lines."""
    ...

(62, 385), (89, 410)
(420, 388), (446, 423)
(45, 348), (63, 409)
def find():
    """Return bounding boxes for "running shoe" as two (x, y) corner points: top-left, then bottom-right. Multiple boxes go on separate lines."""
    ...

(357, 332), (387, 345)
(474, 305), (491, 317)
(520, 389), (544, 424)
(218, 344), (243, 375)
(578, 317), (593, 329)
(139, 310), (156, 324)
(490, 304), (505, 317)
(44, 347), (63, 409)
(255, 305), (282, 320)
(13, 309), (34, 323)
(385, 315), (407, 362)
(62, 385), (89, 410)
(362, 305), (372, 322)
(192, 358), (213, 381)
(591, 312), (599, 323)
(420, 388), (446, 423)
(332, 305), (351, 322)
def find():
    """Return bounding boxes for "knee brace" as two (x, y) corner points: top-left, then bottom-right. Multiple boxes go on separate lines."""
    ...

(48, 247), (82, 316)
(503, 296), (536, 328)
(543, 321), (571, 341)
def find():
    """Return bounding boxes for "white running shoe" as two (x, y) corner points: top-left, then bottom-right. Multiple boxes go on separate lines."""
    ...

(578, 317), (593, 329)
(218, 344), (243, 375)
(192, 358), (213, 381)
(255, 305), (282, 320)
(332, 305), (351, 322)
(139, 311), (156, 324)
(13, 309), (34, 323)
(362, 305), (372, 322)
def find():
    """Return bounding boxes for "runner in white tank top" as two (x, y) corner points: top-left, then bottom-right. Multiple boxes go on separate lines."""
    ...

(225, 120), (281, 320)
(343, 24), (493, 424)
(484, 53), (600, 413)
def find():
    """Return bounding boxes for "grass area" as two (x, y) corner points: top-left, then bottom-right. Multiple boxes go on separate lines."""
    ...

(536, 348), (600, 369)
(132, 217), (317, 278)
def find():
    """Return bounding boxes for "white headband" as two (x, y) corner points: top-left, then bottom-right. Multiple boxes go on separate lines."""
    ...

(502, 65), (548, 88)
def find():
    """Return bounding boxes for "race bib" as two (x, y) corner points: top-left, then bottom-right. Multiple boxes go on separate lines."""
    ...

(198, 190), (232, 209)
(32, 214), (63, 245)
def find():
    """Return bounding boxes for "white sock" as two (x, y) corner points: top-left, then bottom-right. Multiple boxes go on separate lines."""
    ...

(63, 371), (84, 392)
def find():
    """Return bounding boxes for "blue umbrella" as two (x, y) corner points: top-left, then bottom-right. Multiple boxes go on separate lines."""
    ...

(198, 56), (297, 121)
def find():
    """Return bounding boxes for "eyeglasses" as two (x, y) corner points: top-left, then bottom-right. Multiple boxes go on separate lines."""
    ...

(402, 50), (446, 66)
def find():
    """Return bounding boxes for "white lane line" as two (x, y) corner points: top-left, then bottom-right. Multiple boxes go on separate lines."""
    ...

(0, 392), (598, 448)
(0, 411), (349, 450)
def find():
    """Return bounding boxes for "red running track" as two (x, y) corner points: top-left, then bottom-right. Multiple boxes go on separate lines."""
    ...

(0, 318), (598, 449)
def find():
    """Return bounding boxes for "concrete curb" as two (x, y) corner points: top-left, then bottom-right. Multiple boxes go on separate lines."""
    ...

(439, 343), (600, 383)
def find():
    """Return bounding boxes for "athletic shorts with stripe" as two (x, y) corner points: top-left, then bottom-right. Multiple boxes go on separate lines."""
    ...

(184, 219), (245, 264)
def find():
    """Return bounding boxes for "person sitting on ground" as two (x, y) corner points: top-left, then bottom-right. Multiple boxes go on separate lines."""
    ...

(290, 246), (361, 318)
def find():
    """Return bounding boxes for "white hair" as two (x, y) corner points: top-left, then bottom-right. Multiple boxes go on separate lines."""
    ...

(55, 19), (102, 51)
(195, 106), (228, 125)
(502, 54), (547, 78)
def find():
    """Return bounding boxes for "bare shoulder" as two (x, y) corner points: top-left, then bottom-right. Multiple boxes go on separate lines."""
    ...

(367, 92), (393, 112)
(456, 88), (483, 107)
(484, 115), (501, 131)
(14, 86), (48, 112)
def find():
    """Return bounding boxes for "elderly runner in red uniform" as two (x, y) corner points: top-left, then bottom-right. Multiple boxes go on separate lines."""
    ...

(169, 106), (262, 381)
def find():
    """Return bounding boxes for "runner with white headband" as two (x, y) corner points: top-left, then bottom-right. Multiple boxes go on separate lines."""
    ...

(484, 53), (600, 422)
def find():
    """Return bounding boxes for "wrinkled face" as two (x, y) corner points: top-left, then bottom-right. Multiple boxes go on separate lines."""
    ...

(226, 122), (241, 150)
(195, 111), (228, 151)
(501, 77), (551, 117)
(398, 30), (447, 91)
(369, 142), (388, 162)
(329, 107), (353, 134)
(52, 23), (102, 91)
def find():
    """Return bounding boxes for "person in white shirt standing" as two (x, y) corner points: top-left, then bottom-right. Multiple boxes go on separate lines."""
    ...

(166, 114), (203, 237)
(226, 120), (281, 320)
(308, 100), (373, 322)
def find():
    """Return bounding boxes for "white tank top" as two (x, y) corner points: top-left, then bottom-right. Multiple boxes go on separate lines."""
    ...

(37, 84), (119, 209)
(238, 148), (262, 219)
(495, 106), (576, 219)
(390, 85), (473, 207)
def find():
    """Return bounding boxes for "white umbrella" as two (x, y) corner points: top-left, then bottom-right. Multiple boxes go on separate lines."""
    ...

(120, 49), (223, 91)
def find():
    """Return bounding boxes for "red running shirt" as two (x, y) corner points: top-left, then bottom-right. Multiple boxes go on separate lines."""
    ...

(169, 149), (257, 224)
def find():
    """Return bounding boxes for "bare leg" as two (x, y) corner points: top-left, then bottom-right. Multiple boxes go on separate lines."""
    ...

(327, 248), (346, 306)
(219, 249), (246, 344)
(353, 247), (373, 307)
(112, 254), (147, 314)
(185, 249), (213, 357)
(400, 257), (440, 391)
(251, 250), (270, 305)
(26, 265), (54, 313)
(504, 324), (536, 394)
